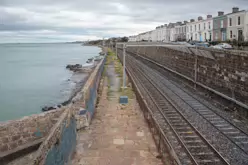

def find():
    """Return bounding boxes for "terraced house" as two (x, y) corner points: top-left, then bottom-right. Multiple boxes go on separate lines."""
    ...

(227, 7), (246, 42)
(213, 11), (227, 41)
(129, 7), (248, 43)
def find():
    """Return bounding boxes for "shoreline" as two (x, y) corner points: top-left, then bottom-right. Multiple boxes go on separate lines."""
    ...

(0, 48), (105, 124)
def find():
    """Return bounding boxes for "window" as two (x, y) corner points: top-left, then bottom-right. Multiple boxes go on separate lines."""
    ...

(204, 23), (206, 30)
(229, 18), (232, 26)
(230, 30), (233, 38)
(204, 33), (207, 40)
(190, 26), (192, 32)
(238, 16), (241, 25)
(195, 25), (196, 31)
(195, 33), (197, 40)
(199, 24), (200, 31)
(208, 22), (211, 29)
(221, 20), (224, 28)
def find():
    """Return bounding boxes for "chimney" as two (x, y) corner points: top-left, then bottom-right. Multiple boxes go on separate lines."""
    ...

(207, 15), (212, 19)
(164, 24), (168, 27)
(190, 19), (195, 22)
(232, 7), (239, 13)
(198, 16), (203, 21)
(176, 21), (182, 25)
(218, 11), (224, 16)
(184, 20), (188, 24)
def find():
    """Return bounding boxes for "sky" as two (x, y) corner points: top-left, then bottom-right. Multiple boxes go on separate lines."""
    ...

(0, 0), (247, 43)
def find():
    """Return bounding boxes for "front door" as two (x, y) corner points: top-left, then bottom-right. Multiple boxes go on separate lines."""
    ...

(222, 31), (226, 41)
(238, 30), (243, 42)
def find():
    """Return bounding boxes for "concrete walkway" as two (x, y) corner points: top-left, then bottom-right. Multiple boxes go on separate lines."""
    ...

(71, 53), (162, 165)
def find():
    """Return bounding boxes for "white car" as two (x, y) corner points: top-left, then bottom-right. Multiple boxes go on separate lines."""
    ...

(211, 43), (233, 49)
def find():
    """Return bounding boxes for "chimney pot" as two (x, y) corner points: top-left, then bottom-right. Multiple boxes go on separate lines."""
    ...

(190, 19), (195, 22)
(207, 15), (212, 19)
(198, 16), (203, 21)
(218, 11), (224, 16)
(232, 7), (239, 13)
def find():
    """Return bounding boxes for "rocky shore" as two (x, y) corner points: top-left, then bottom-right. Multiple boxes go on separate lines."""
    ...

(42, 55), (104, 112)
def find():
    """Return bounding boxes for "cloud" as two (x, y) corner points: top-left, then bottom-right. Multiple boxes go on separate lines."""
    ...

(0, 0), (247, 43)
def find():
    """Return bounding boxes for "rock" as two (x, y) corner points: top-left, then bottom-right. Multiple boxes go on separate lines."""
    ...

(42, 106), (56, 112)
(99, 52), (105, 56)
(66, 64), (82, 72)
(61, 100), (70, 106)
(86, 58), (94, 63)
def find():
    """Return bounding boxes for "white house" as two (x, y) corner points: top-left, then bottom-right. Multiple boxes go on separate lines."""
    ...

(245, 11), (248, 41)
(175, 21), (187, 41)
(170, 27), (176, 41)
(227, 7), (246, 41)
(186, 15), (213, 42)
(199, 15), (213, 41)
(151, 30), (157, 42)
(186, 19), (196, 41)
(128, 35), (137, 42)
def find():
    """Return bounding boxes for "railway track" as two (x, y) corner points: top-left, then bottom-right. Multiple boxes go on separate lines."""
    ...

(116, 49), (248, 165)
(130, 51), (248, 155)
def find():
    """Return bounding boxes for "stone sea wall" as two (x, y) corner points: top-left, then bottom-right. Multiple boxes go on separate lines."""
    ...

(127, 46), (248, 108)
(0, 110), (63, 163)
(73, 56), (106, 129)
(32, 56), (106, 165)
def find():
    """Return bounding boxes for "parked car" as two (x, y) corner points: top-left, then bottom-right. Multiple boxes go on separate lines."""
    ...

(195, 42), (209, 48)
(210, 43), (233, 49)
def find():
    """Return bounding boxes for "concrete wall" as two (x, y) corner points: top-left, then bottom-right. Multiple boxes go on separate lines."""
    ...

(127, 46), (248, 107)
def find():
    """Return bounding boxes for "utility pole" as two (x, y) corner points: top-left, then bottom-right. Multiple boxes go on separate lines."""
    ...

(122, 43), (127, 89)
(115, 43), (118, 58)
(194, 46), (198, 90)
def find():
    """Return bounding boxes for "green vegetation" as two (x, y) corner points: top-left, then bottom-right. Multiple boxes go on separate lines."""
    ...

(104, 48), (135, 100)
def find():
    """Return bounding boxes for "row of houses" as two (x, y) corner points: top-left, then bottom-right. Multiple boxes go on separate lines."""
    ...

(129, 7), (248, 42)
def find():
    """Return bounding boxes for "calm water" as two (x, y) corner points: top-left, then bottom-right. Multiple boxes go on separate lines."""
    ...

(0, 43), (100, 122)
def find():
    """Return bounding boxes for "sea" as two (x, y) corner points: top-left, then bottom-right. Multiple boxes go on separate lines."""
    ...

(0, 43), (101, 122)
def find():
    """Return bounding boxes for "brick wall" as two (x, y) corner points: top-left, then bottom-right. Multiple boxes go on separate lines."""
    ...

(127, 46), (248, 106)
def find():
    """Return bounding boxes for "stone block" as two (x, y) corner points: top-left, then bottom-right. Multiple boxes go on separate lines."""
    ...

(113, 139), (125, 145)
(0, 144), (9, 152)
(9, 142), (18, 150)
(11, 135), (21, 141)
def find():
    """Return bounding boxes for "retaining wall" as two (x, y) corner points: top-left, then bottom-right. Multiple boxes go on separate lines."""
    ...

(127, 46), (248, 107)
(74, 57), (106, 129)
(32, 56), (106, 165)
